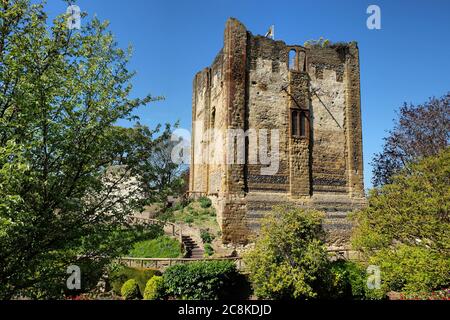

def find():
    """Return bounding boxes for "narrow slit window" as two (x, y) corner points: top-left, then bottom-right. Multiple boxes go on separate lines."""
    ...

(300, 112), (306, 137)
(288, 49), (297, 71)
(291, 110), (298, 136)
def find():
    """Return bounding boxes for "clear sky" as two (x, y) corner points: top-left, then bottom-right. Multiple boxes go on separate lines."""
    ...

(44, 0), (450, 189)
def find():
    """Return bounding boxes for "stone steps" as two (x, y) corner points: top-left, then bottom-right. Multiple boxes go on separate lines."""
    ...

(182, 235), (204, 259)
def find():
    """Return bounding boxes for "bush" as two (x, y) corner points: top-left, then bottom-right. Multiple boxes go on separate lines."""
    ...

(110, 266), (161, 295)
(143, 276), (165, 300)
(368, 245), (450, 296)
(244, 207), (329, 299)
(164, 260), (239, 300)
(128, 235), (181, 258)
(121, 279), (142, 300)
(204, 243), (214, 257)
(352, 150), (450, 296)
(326, 261), (367, 299)
(198, 196), (212, 208)
(200, 229), (214, 244)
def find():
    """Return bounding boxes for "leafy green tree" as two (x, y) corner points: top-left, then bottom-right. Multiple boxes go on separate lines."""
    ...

(128, 123), (187, 205)
(352, 148), (450, 295)
(0, 0), (161, 298)
(368, 245), (449, 296)
(244, 207), (329, 299)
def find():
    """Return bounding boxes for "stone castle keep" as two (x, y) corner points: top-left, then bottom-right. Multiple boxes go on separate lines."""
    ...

(189, 18), (366, 248)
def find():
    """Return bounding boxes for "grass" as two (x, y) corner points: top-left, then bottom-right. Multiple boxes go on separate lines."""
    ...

(169, 201), (219, 232)
(128, 235), (182, 258)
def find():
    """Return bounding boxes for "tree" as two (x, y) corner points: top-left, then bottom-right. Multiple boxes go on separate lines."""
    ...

(371, 93), (449, 186)
(0, 0), (160, 298)
(244, 207), (329, 299)
(352, 148), (450, 295)
(130, 123), (187, 205)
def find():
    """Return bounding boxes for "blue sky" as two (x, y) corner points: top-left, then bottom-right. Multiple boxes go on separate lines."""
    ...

(44, 0), (450, 189)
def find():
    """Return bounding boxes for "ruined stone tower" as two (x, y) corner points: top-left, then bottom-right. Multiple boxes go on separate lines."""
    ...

(190, 18), (366, 248)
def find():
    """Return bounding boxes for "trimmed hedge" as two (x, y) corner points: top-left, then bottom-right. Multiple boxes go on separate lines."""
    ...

(144, 276), (165, 300)
(110, 266), (161, 295)
(121, 279), (142, 300)
(163, 260), (239, 300)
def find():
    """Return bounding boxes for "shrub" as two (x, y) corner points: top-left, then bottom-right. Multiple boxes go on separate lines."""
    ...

(200, 229), (214, 244)
(326, 261), (367, 299)
(352, 150), (450, 296)
(204, 243), (214, 257)
(121, 279), (142, 300)
(110, 266), (161, 295)
(244, 207), (329, 299)
(198, 196), (212, 208)
(143, 276), (165, 300)
(368, 245), (450, 296)
(164, 260), (239, 300)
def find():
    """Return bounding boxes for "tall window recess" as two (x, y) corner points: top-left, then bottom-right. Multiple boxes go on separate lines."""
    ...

(288, 47), (308, 72)
(291, 109), (310, 138)
(288, 49), (297, 71)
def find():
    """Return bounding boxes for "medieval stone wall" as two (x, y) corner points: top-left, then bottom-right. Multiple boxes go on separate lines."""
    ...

(190, 18), (366, 247)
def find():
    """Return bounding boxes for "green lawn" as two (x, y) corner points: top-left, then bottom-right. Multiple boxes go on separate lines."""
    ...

(128, 235), (181, 258)
(170, 201), (219, 232)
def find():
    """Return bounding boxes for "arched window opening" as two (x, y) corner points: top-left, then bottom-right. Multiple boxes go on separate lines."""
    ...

(288, 49), (297, 71)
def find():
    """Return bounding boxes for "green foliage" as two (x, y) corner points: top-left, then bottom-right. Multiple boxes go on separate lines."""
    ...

(368, 245), (450, 296)
(244, 207), (329, 299)
(109, 266), (161, 296)
(352, 148), (450, 253)
(0, 0), (165, 299)
(204, 243), (214, 257)
(143, 276), (165, 300)
(163, 260), (239, 300)
(131, 122), (186, 205)
(121, 279), (142, 300)
(327, 261), (367, 299)
(128, 235), (181, 258)
(198, 196), (212, 208)
(200, 229), (214, 244)
(304, 37), (330, 47)
(352, 149), (450, 296)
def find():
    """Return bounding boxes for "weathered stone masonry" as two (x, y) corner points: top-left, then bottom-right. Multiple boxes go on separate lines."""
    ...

(190, 18), (366, 248)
